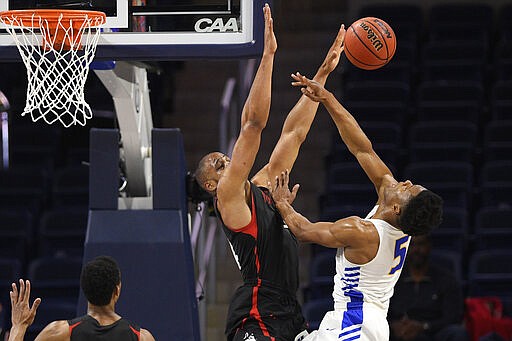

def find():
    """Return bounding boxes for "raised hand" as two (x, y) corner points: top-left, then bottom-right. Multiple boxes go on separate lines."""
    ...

(269, 169), (300, 205)
(320, 24), (346, 75)
(291, 72), (330, 103)
(263, 3), (277, 55)
(10, 279), (41, 330)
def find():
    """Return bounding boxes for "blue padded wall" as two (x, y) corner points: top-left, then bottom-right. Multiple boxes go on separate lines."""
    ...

(79, 128), (199, 340)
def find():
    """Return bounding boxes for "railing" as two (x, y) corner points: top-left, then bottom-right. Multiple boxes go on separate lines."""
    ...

(0, 91), (9, 169)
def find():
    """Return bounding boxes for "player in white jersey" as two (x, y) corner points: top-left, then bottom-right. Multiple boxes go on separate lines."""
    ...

(268, 73), (443, 341)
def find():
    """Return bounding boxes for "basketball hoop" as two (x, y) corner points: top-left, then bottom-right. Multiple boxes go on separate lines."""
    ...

(0, 10), (106, 127)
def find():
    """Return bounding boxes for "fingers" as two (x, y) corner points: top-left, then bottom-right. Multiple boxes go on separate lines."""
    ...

(278, 169), (290, 188)
(339, 24), (346, 44)
(263, 3), (272, 28)
(11, 281), (18, 304)
(24, 280), (31, 303)
(291, 184), (300, 198)
(30, 297), (41, 316)
(334, 24), (346, 46)
(300, 87), (316, 100)
(291, 72), (311, 87)
(18, 279), (25, 303)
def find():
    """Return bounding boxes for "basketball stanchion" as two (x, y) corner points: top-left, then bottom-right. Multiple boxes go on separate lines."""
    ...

(0, 10), (106, 127)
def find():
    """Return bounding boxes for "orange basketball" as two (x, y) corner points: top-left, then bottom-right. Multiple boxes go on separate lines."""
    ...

(344, 17), (396, 70)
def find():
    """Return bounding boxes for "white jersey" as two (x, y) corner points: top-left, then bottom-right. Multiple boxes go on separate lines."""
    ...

(302, 206), (411, 341)
(333, 205), (410, 312)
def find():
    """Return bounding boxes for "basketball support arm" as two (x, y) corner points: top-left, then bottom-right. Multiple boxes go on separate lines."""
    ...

(93, 61), (153, 199)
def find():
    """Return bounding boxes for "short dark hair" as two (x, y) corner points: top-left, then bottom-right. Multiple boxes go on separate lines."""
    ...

(80, 256), (121, 306)
(195, 153), (216, 194)
(398, 190), (443, 236)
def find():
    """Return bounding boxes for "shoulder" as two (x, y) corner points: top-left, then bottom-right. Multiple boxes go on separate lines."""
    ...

(140, 328), (156, 341)
(34, 320), (69, 341)
(334, 216), (374, 230)
(331, 216), (378, 240)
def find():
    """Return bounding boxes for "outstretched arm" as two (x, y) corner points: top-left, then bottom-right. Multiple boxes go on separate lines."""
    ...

(8, 279), (41, 341)
(269, 170), (367, 248)
(216, 3), (277, 229)
(291, 74), (393, 193)
(252, 25), (346, 187)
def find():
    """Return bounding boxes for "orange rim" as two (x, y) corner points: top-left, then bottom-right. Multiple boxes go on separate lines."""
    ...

(0, 9), (106, 27)
(0, 9), (106, 50)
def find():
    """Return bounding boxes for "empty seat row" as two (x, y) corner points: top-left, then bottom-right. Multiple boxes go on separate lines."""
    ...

(0, 208), (88, 261)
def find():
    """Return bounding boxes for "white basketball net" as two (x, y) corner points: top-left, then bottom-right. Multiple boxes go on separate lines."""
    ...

(0, 12), (104, 127)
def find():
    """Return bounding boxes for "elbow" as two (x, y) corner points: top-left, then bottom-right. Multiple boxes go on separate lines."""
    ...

(295, 232), (309, 243)
(242, 119), (266, 134)
(351, 139), (374, 156)
(290, 225), (309, 242)
(291, 129), (308, 145)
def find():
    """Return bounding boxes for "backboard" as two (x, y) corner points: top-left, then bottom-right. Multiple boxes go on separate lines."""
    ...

(0, 0), (265, 61)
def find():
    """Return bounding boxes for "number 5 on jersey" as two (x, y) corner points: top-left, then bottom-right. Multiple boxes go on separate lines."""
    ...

(389, 236), (410, 275)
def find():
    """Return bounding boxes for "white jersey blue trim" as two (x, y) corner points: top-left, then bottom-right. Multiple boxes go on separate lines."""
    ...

(339, 266), (363, 340)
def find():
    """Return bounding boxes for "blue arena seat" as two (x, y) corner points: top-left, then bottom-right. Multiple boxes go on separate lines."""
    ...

(416, 81), (484, 123)
(498, 4), (512, 41)
(27, 257), (82, 303)
(0, 258), (22, 288)
(474, 207), (512, 251)
(344, 100), (412, 126)
(467, 250), (512, 302)
(420, 60), (485, 82)
(326, 162), (373, 189)
(320, 205), (370, 222)
(430, 250), (463, 283)
(430, 208), (469, 254)
(403, 161), (473, 190)
(343, 60), (414, 84)
(328, 122), (403, 169)
(491, 82), (512, 121)
(403, 161), (474, 209)
(305, 252), (335, 301)
(10, 146), (56, 173)
(9, 125), (62, 154)
(483, 120), (512, 161)
(310, 252), (336, 281)
(428, 4), (493, 32)
(0, 209), (33, 262)
(358, 4), (423, 43)
(493, 60), (512, 85)
(38, 208), (88, 258)
(479, 160), (512, 208)
(408, 121), (478, 162)
(421, 41), (488, 65)
(52, 165), (89, 208)
(25, 301), (77, 340)
(320, 186), (377, 209)
(344, 81), (410, 103)
(302, 298), (332, 331)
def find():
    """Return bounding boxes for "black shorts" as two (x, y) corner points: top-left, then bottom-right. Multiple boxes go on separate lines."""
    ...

(226, 284), (307, 341)
(232, 327), (274, 341)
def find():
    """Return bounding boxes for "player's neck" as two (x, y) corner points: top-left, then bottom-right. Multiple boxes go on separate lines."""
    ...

(87, 303), (121, 325)
(372, 205), (399, 228)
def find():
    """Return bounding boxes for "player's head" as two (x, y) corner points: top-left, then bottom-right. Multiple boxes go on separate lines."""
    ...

(81, 256), (121, 306)
(195, 152), (231, 194)
(395, 185), (443, 236)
